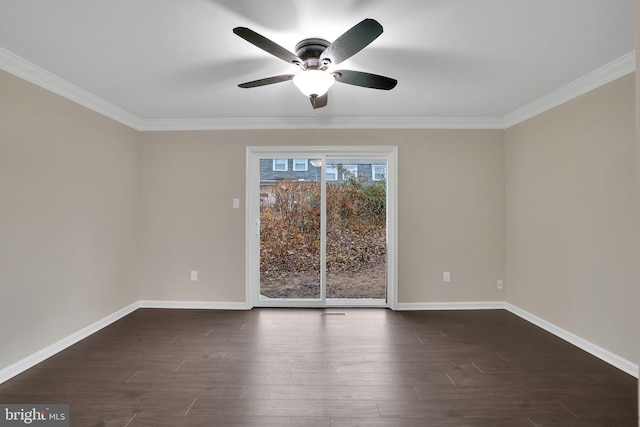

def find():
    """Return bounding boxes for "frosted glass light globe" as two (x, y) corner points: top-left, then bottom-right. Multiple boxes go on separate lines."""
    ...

(293, 70), (335, 97)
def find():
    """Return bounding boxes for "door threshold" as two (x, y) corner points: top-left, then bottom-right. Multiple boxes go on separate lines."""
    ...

(254, 298), (387, 308)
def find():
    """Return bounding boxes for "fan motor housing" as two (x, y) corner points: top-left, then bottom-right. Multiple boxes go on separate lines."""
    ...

(295, 38), (330, 68)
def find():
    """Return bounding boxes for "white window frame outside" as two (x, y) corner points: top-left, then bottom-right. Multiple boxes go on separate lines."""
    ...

(326, 166), (338, 181)
(342, 165), (358, 180)
(292, 159), (308, 171)
(372, 164), (387, 181)
(273, 159), (288, 171)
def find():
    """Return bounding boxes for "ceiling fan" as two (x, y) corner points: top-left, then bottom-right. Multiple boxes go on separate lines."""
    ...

(233, 19), (397, 109)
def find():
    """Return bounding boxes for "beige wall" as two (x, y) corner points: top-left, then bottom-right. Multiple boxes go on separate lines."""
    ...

(0, 70), (141, 369)
(505, 74), (638, 363)
(138, 129), (506, 304)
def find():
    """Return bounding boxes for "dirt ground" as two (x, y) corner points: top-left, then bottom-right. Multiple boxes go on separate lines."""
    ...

(260, 264), (386, 299)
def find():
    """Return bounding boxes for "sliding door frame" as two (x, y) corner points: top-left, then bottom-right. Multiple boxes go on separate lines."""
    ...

(245, 146), (398, 309)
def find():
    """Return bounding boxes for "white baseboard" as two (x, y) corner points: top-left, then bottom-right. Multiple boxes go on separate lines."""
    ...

(397, 301), (638, 378)
(138, 300), (250, 310)
(2, 299), (636, 385)
(397, 301), (507, 310)
(0, 301), (139, 384)
(505, 303), (639, 378)
(0, 299), (249, 384)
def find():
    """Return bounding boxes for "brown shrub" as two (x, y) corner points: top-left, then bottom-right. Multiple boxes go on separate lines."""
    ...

(260, 178), (386, 279)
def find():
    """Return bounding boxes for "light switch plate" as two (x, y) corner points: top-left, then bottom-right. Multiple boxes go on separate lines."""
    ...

(190, 271), (198, 281)
(233, 198), (240, 209)
(443, 272), (451, 282)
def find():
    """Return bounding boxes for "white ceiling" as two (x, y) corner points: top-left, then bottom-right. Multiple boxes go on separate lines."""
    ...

(0, 0), (635, 130)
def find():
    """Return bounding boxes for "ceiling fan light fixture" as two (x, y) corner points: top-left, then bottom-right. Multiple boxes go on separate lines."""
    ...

(293, 70), (335, 97)
(234, 19), (395, 109)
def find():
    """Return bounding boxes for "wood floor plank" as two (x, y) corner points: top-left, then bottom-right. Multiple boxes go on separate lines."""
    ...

(330, 417), (535, 427)
(188, 398), (381, 418)
(221, 350), (364, 363)
(177, 360), (330, 374)
(129, 415), (332, 427)
(240, 384), (419, 401)
(290, 371), (452, 387)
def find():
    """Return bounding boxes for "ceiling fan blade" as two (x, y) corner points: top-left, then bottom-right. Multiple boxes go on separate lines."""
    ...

(334, 70), (397, 90)
(310, 93), (328, 109)
(238, 74), (295, 88)
(233, 27), (302, 66)
(320, 19), (383, 66)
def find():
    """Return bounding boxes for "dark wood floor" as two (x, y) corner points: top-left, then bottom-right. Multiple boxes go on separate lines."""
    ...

(0, 308), (636, 426)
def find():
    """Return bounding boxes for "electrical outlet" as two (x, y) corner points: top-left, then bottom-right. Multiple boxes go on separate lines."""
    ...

(497, 279), (504, 290)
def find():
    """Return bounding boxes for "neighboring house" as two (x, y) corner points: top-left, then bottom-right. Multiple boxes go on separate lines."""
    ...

(260, 159), (386, 203)
(260, 159), (386, 183)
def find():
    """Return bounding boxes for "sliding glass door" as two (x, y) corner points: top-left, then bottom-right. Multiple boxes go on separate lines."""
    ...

(246, 147), (397, 308)
(325, 159), (387, 300)
(259, 159), (322, 300)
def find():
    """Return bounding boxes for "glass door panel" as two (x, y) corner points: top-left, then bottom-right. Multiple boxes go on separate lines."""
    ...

(326, 160), (387, 300)
(259, 159), (322, 300)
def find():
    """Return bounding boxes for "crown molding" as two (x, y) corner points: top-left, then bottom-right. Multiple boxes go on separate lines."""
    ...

(0, 46), (141, 129)
(136, 116), (506, 131)
(503, 51), (635, 128)
(1, 46), (634, 131)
